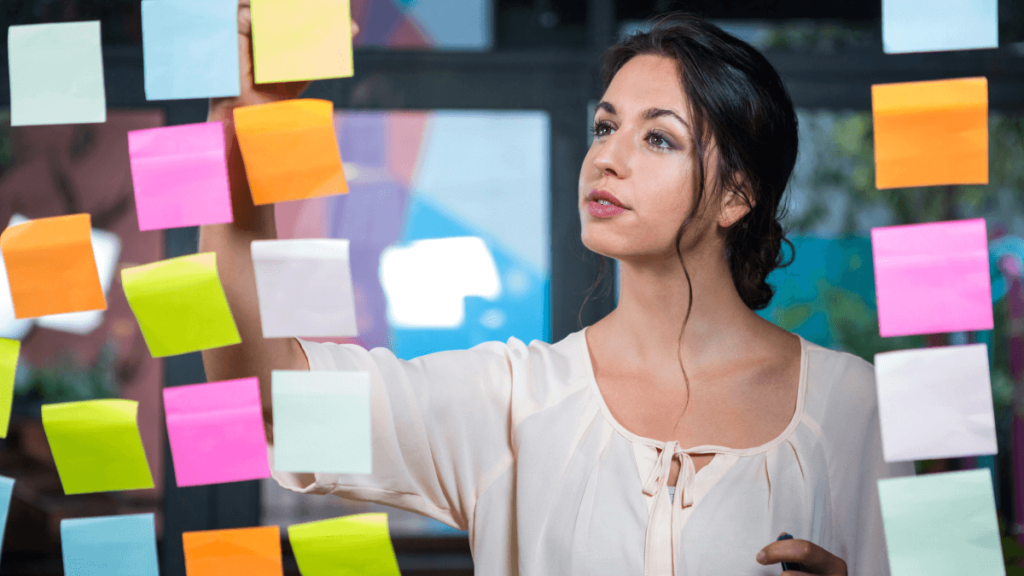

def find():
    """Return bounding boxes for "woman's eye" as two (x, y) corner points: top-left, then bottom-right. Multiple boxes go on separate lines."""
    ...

(592, 122), (613, 138)
(648, 132), (672, 149)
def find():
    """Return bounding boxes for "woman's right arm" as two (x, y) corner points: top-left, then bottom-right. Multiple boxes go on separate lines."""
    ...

(199, 0), (331, 432)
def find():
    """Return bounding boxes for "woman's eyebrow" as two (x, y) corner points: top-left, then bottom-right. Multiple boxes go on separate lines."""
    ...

(595, 101), (616, 115)
(642, 107), (689, 129)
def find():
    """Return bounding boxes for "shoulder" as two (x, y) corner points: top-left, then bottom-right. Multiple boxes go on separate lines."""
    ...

(801, 339), (879, 424)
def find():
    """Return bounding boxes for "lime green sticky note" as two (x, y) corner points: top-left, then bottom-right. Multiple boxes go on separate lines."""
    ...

(288, 513), (400, 576)
(0, 339), (19, 438)
(251, 0), (354, 84)
(878, 469), (1004, 576)
(122, 253), (241, 358)
(41, 399), (154, 495)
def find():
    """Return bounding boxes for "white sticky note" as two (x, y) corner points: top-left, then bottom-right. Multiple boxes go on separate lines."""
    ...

(8, 21), (107, 126)
(251, 239), (358, 338)
(883, 0), (998, 54)
(875, 344), (997, 462)
(272, 370), (371, 474)
(4, 214), (121, 335)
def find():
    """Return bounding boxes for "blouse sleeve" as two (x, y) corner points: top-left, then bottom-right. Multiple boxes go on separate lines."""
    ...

(267, 336), (524, 531)
(822, 352), (915, 576)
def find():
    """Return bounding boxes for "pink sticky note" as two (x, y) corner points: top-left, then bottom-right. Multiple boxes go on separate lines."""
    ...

(872, 218), (993, 337)
(128, 122), (233, 231)
(163, 377), (271, 487)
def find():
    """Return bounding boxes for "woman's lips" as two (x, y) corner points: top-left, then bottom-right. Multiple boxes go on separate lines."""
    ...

(588, 200), (627, 218)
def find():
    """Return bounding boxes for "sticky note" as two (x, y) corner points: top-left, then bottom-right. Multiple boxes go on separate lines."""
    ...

(42, 399), (154, 494)
(0, 475), (14, 558)
(872, 77), (988, 190)
(872, 219), (992, 337)
(234, 99), (348, 205)
(10, 214), (122, 335)
(0, 339), (20, 438)
(8, 21), (106, 126)
(164, 378), (271, 487)
(251, 0), (353, 84)
(61, 514), (159, 576)
(288, 513), (399, 576)
(252, 239), (358, 338)
(183, 526), (283, 576)
(0, 214), (106, 319)
(122, 253), (241, 357)
(875, 344), (997, 462)
(128, 122), (233, 231)
(883, 0), (997, 54)
(272, 370), (371, 474)
(142, 0), (240, 100)
(878, 470), (1003, 576)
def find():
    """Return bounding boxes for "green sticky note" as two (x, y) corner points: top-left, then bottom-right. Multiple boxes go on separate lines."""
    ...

(8, 21), (107, 126)
(288, 513), (399, 576)
(0, 339), (19, 438)
(272, 370), (371, 474)
(41, 399), (154, 495)
(122, 253), (241, 358)
(878, 469), (1004, 576)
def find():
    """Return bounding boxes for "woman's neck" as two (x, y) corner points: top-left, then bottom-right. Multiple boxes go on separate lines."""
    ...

(603, 246), (758, 382)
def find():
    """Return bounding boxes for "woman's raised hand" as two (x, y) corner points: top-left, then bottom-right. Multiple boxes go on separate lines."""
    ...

(210, 0), (360, 116)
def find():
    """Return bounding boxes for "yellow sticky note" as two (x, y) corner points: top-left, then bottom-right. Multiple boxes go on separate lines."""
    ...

(872, 77), (988, 189)
(288, 513), (400, 576)
(0, 213), (106, 319)
(234, 99), (348, 205)
(0, 339), (19, 438)
(122, 253), (241, 358)
(251, 0), (353, 84)
(41, 399), (154, 495)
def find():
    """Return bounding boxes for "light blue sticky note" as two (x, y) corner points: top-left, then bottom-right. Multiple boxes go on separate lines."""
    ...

(8, 22), (106, 126)
(272, 370), (372, 474)
(883, 0), (998, 54)
(0, 475), (15, 558)
(141, 0), (240, 100)
(61, 513), (159, 576)
(878, 469), (1004, 576)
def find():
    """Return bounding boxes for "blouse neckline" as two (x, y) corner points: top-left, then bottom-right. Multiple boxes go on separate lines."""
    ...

(576, 325), (809, 457)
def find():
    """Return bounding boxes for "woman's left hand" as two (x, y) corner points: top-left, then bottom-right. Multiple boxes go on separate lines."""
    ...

(756, 534), (848, 575)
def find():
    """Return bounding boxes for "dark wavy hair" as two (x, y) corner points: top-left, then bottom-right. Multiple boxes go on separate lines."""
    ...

(579, 13), (798, 408)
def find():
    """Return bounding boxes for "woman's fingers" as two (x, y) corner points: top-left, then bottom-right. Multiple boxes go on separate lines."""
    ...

(757, 537), (847, 575)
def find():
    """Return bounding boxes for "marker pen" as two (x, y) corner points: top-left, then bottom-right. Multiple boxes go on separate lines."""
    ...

(776, 533), (804, 572)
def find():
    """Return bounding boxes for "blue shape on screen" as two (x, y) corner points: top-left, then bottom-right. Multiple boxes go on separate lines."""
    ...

(61, 513), (159, 576)
(759, 236), (875, 348)
(390, 197), (550, 360)
(141, 0), (240, 100)
(0, 475), (13, 560)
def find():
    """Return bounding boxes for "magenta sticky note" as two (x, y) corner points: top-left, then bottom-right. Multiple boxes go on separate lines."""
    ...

(128, 122), (233, 232)
(163, 377), (271, 487)
(872, 218), (993, 337)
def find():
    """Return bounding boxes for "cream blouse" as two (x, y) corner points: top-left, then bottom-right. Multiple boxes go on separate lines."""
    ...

(269, 326), (914, 575)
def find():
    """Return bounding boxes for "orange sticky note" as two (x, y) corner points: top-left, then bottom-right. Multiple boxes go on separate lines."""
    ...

(234, 99), (348, 205)
(183, 526), (283, 576)
(0, 213), (106, 319)
(872, 77), (988, 190)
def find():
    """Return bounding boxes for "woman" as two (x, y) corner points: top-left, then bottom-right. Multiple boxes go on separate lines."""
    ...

(202, 6), (913, 575)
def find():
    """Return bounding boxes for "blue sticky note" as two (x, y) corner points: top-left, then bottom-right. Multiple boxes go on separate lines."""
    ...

(61, 513), (159, 576)
(878, 469), (1004, 576)
(8, 22), (106, 126)
(0, 475), (15, 558)
(141, 0), (240, 100)
(883, 0), (997, 54)
(272, 370), (372, 474)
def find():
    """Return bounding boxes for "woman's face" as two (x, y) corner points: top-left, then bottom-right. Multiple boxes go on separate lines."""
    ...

(579, 54), (720, 262)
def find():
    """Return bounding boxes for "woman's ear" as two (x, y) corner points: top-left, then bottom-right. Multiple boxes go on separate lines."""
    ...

(718, 179), (754, 228)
